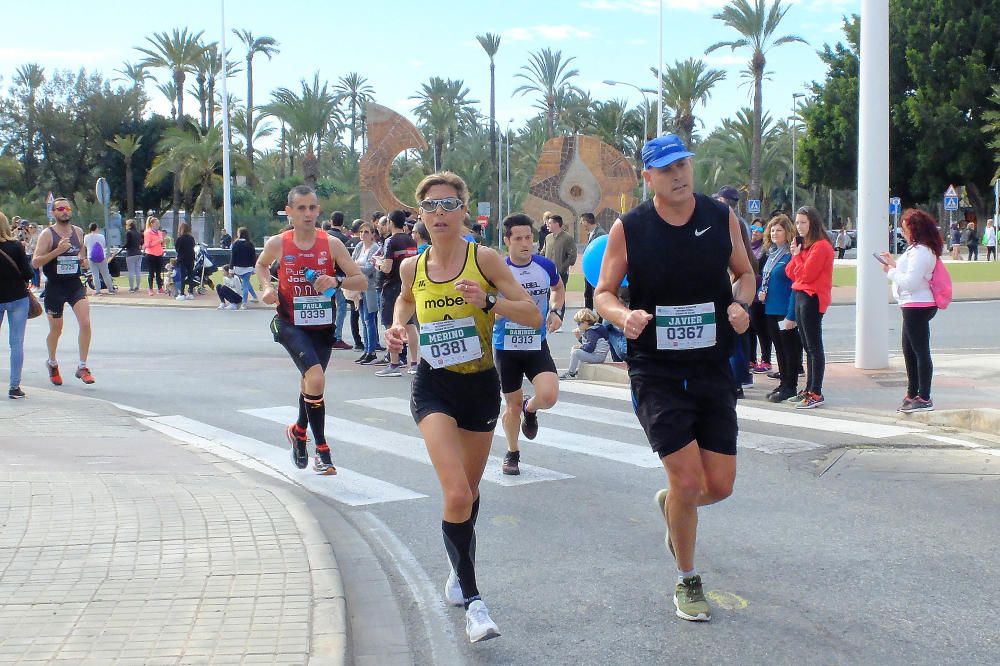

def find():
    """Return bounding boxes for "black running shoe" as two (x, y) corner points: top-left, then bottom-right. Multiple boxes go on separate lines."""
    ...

(520, 397), (538, 440)
(286, 424), (309, 469)
(8, 387), (25, 399)
(502, 450), (520, 476)
(314, 444), (337, 475)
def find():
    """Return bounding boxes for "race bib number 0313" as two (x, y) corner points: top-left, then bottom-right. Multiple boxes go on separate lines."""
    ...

(419, 316), (483, 368)
(655, 302), (716, 351)
(293, 295), (333, 326)
(503, 321), (541, 351)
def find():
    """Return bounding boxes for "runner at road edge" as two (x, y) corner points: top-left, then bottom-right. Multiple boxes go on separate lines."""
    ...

(493, 213), (565, 475)
(594, 134), (754, 622)
(255, 185), (366, 475)
(385, 172), (541, 643)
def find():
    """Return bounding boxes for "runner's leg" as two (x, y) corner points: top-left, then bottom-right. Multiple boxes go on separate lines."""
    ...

(526, 371), (558, 413)
(46, 314), (63, 362)
(71, 299), (92, 364)
(501, 388), (523, 453)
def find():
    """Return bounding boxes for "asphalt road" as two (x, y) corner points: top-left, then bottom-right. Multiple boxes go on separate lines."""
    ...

(9, 303), (1000, 665)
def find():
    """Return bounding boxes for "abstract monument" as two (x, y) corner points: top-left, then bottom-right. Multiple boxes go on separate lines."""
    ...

(359, 102), (429, 216)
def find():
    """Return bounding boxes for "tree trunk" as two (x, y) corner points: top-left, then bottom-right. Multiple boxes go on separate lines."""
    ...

(207, 78), (215, 128)
(302, 148), (318, 188)
(279, 123), (286, 179)
(750, 53), (765, 201)
(246, 56), (255, 170)
(547, 96), (555, 139)
(174, 69), (186, 127)
(349, 100), (357, 154)
(197, 72), (207, 131)
(125, 160), (134, 218)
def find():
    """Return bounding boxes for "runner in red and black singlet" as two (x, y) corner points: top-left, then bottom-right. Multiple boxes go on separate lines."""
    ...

(255, 185), (367, 475)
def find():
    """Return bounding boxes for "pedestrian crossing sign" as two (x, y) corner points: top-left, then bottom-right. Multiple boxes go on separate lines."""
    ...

(747, 199), (761, 215)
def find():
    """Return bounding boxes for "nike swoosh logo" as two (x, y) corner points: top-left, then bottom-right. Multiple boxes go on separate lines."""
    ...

(695, 227), (711, 236)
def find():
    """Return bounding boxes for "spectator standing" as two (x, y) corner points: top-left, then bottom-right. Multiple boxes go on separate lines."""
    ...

(351, 222), (381, 364)
(542, 214), (577, 323)
(949, 222), (962, 260)
(84, 223), (115, 295)
(559, 308), (610, 379)
(785, 206), (834, 409)
(965, 222), (979, 261)
(760, 214), (801, 402)
(143, 216), (167, 295)
(375, 210), (418, 375)
(345, 220), (364, 350)
(537, 210), (552, 253)
(581, 212), (606, 311)
(714, 185), (748, 232)
(229, 227), (258, 309)
(326, 212), (352, 350)
(24, 222), (41, 290)
(835, 226), (849, 259)
(748, 221), (772, 374)
(123, 219), (143, 292)
(219, 229), (233, 250)
(215, 265), (244, 309)
(880, 209), (941, 413)
(174, 223), (196, 300)
(985, 219), (997, 261)
(0, 212), (33, 399)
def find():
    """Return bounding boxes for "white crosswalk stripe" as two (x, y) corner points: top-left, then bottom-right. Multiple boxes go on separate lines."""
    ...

(141, 415), (426, 507)
(346, 398), (661, 468)
(240, 406), (574, 486)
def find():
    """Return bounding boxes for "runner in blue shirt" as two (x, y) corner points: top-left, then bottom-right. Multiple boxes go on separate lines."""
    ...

(493, 214), (565, 475)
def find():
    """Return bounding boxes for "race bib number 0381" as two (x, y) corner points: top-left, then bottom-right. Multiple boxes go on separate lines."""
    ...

(293, 295), (333, 326)
(655, 302), (716, 350)
(419, 316), (483, 368)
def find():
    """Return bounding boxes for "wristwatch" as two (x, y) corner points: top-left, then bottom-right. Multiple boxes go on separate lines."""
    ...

(733, 300), (750, 313)
(482, 293), (497, 313)
(333, 276), (343, 289)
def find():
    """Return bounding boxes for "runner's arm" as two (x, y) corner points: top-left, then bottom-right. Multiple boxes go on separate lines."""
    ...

(473, 247), (542, 329)
(547, 276), (566, 332)
(254, 235), (283, 305)
(386, 256), (418, 353)
(320, 236), (366, 293)
(30, 230), (54, 269)
(727, 210), (754, 334)
(594, 220), (630, 329)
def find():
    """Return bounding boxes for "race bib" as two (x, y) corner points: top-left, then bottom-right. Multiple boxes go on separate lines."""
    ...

(419, 316), (483, 368)
(503, 320), (541, 351)
(56, 256), (79, 275)
(655, 302), (716, 351)
(293, 295), (333, 326)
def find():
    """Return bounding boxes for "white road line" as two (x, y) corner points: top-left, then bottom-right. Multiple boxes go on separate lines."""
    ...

(923, 434), (985, 449)
(347, 398), (660, 469)
(111, 402), (159, 417)
(241, 406), (574, 486)
(141, 415), (425, 507)
(558, 382), (923, 439)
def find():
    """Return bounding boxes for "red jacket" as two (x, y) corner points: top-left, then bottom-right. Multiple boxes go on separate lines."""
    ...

(785, 240), (834, 313)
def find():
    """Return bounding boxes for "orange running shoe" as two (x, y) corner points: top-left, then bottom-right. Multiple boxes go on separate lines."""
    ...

(74, 366), (95, 384)
(47, 363), (63, 386)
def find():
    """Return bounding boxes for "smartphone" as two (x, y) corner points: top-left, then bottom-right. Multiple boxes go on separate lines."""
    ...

(794, 235), (804, 247)
(872, 252), (888, 265)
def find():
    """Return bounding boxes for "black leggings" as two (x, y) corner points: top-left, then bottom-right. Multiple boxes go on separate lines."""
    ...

(967, 244), (979, 261)
(794, 291), (826, 395)
(988, 246), (997, 261)
(765, 314), (802, 391)
(749, 300), (771, 364)
(180, 261), (196, 295)
(146, 254), (164, 289)
(901, 306), (936, 400)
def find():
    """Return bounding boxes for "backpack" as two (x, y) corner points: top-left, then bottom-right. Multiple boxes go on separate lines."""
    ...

(89, 239), (105, 263)
(929, 257), (952, 310)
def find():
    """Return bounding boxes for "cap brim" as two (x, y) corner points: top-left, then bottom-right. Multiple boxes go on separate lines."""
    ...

(644, 151), (694, 169)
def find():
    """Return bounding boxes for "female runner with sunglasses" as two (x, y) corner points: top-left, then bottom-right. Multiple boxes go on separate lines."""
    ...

(385, 172), (541, 643)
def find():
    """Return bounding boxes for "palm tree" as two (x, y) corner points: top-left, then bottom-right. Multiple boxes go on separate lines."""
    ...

(106, 135), (142, 217)
(476, 33), (501, 168)
(513, 48), (582, 138)
(706, 0), (806, 200)
(233, 30), (279, 169)
(554, 89), (594, 135)
(982, 84), (1000, 182)
(156, 81), (178, 120)
(136, 29), (211, 128)
(14, 64), (44, 186)
(114, 62), (153, 123)
(591, 99), (631, 154)
(655, 58), (727, 148)
(264, 74), (339, 186)
(411, 77), (480, 171)
(333, 72), (375, 154)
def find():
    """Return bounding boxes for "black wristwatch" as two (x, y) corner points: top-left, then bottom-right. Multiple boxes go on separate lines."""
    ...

(333, 276), (343, 289)
(482, 293), (497, 313)
(733, 300), (750, 313)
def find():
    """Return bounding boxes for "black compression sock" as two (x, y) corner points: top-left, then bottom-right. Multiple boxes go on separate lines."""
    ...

(469, 496), (480, 561)
(443, 519), (479, 605)
(297, 394), (309, 430)
(303, 393), (326, 445)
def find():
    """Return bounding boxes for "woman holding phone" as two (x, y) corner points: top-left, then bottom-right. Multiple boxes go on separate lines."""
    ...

(785, 206), (834, 409)
(880, 209), (942, 413)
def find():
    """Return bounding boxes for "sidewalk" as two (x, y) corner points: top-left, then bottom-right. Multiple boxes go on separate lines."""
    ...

(578, 354), (1000, 437)
(0, 388), (345, 665)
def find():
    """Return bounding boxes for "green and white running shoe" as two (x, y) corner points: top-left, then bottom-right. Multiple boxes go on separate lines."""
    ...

(674, 575), (711, 622)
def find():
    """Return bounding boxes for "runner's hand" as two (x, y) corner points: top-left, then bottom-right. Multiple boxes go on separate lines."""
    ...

(261, 287), (278, 305)
(546, 311), (561, 333)
(622, 309), (653, 340)
(56, 237), (71, 253)
(727, 303), (750, 334)
(455, 279), (486, 308)
(313, 274), (338, 293)
(385, 324), (407, 353)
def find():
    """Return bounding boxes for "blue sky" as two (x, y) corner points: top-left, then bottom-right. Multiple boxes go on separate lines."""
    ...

(2, 0), (860, 144)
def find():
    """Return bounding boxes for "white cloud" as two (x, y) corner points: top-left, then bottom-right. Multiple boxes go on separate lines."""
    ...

(0, 47), (117, 68)
(704, 53), (745, 67)
(503, 25), (595, 42)
(581, 0), (728, 14)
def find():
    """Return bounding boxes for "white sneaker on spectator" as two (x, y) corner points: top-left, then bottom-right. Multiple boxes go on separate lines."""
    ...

(216, 303), (226, 310)
(184, 293), (194, 300)
(228, 303), (240, 310)
(175, 295), (185, 301)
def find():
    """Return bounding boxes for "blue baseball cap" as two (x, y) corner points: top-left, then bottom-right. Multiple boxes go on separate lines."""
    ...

(641, 133), (695, 170)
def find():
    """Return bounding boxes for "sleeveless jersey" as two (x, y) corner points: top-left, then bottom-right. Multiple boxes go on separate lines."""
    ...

(41, 226), (84, 283)
(412, 241), (496, 374)
(492, 254), (559, 351)
(621, 194), (733, 365)
(276, 230), (336, 329)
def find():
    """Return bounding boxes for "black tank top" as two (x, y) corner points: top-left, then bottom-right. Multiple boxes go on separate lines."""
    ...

(41, 226), (84, 284)
(622, 193), (733, 365)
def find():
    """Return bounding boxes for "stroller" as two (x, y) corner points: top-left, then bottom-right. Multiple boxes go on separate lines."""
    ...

(192, 243), (217, 295)
(83, 246), (124, 293)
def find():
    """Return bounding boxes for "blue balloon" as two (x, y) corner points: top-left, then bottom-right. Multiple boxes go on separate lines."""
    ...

(581, 234), (628, 288)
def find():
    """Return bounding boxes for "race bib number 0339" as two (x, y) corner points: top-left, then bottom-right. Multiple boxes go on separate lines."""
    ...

(419, 316), (483, 368)
(655, 302), (716, 350)
(293, 295), (333, 326)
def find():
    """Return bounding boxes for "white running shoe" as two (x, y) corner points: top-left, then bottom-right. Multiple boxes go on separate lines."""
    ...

(184, 293), (194, 300)
(465, 599), (500, 643)
(217, 303), (226, 310)
(445, 569), (464, 607)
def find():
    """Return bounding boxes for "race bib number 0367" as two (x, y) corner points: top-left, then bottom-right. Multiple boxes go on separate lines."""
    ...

(655, 302), (716, 351)
(419, 316), (483, 368)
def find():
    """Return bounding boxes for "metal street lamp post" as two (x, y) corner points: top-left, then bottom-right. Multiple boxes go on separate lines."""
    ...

(219, 0), (233, 237)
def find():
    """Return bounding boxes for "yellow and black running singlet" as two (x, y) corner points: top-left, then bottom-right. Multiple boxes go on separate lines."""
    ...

(412, 242), (496, 374)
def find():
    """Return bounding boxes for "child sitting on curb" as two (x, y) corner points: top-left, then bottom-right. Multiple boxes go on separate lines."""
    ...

(560, 308), (611, 379)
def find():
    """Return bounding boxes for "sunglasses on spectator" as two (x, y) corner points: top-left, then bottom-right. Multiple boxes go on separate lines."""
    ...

(54, 206), (72, 212)
(418, 197), (463, 213)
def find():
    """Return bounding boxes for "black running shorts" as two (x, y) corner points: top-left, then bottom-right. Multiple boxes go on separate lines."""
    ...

(43, 279), (86, 319)
(271, 316), (336, 375)
(410, 361), (501, 432)
(495, 340), (558, 394)
(629, 359), (738, 458)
